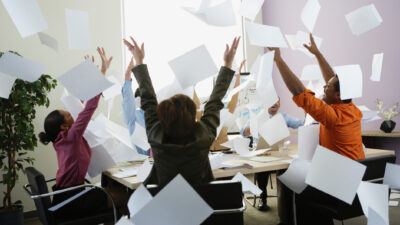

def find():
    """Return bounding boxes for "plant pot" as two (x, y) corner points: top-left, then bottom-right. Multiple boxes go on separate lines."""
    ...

(0, 205), (24, 225)
(380, 120), (396, 133)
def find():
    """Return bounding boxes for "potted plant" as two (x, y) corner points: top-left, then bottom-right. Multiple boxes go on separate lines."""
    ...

(376, 99), (400, 133)
(0, 51), (57, 224)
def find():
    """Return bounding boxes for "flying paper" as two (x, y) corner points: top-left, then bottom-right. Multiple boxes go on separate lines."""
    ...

(38, 32), (59, 52)
(0, 72), (16, 99)
(66, 9), (90, 50)
(334, 64), (363, 100)
(0, 52), (46, 82)
(301, 0), (320, 33)
(239, 0), (264, 21)
(278, 158), (310, 194)
(245, 21), (288, 48)
(370, 53), (384, 82)
(346, 4), (383, 36)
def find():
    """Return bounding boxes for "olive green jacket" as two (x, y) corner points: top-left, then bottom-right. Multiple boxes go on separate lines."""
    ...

(132, 64), (235, 187)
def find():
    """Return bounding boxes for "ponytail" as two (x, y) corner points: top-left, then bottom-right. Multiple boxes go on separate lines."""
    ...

(39, 110), (64, 144)
(39, 132), (51, 145)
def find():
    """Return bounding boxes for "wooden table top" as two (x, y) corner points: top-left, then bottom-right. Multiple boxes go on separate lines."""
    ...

(362, 130), (400, 138)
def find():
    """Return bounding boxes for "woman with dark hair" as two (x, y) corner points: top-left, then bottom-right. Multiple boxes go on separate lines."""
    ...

(39, 47), (128, 219)
(123, 36), (241, 187)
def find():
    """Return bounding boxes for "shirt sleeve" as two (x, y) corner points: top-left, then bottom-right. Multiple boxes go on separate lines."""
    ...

(69, 94), (101, 138)
(282, 113), (304, 129)
(292, 89), (337, 127)
(121, 80), (137, 135)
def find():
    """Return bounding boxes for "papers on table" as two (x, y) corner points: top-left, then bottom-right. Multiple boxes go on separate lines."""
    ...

(298, 124), (320, 161)
(102, 76), (121, 101)
(278, 158), (310, 194)
(128, 185), (153, 217)
(58, 59), (113, 100)
(389, 201), (399, 207)
(371, 53), (384, 82)
(113, 167), (139, 178)
(239, 0), (264, 21)
(1, 0), (48, 38)
(131, 174), (213, 225)
(168, 45), (218, 89)
(0, 72), (16, 99)
(130, 122), (151, 151)
(305, 145), (366, 204)
(345, 4), (383, 36)
(357, 181), (389, 225)
(300, 0), (320, 33)
(209, 152), (236, 170)
(87, 144), (116, 178)
(137, 159), (153, 182)
(184, 0), (236, 27)
(222, 137), (269, 157)
(390, 193), (400, 200)
(0, 52), (46, 82)
(65, 9), (90, 50)
(334, 64), (363, 100)
(383, 163), (400, 190)
(38, 32), (59, 52)
(245, 21), (288, 48)
(232, 172), (262, 195)
(249, 156), (281, 163)
(300, 64), (323, 81)
(259, 113), (290, 146)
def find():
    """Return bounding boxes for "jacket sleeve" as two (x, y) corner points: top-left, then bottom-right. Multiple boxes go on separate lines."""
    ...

(69, 94), (100, 138)
(201, 66), (235, 138)
(121, 80), (137, 135)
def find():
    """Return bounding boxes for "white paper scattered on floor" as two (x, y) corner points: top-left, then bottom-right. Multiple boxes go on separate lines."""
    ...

(232, 172), (262, 195)
(334, 64), (363, 100)
(306, 145), (366, 204)
(168, 45), (218, 89)
(390, 193), (400, 200)
(245, 21), (288, 48)
(346, 4), (383, 36)
(0, 72), (16, 99)
(132, 174), (213, 225)
(357, 181), (389, 224)
(389, 201), (399, 207)
(102, 76), (121, 101)
(38, 32), (59, 52)
(301, 64), (323, 81)
(1, 0), (48, 38)
(128, 184), (153, 217)
(278, 158), (310, 194)
(137, 159), (153, 182)
(58, 59), (113, 100)
(367, 207), (388, 225)
(259, 113), (290, 146)
(239, 0), (264, 21)
(301, 0), (320, 33)
(298, 124), (320, 161)
(65, 9), (90, 50)
(383, 163), (400, 190)
(371, 53), (384, 82)
(0, 52), (46, 82)
(130, 122), (151, 151)
(87, 144), (116, 178)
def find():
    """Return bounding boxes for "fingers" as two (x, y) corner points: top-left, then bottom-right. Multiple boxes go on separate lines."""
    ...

(309, 33), (315, 45)
(303, 44), (311, 51)
(239, 59), (246, 72)
(108, 56), (113, 64)
(130, 36), (139, 48)
(84, 55), (89, 60)
(91, 56), (95, 63)
(123, 39), (134, 49)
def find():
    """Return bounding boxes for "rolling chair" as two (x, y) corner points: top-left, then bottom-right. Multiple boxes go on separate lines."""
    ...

(24, 167), (117, 225)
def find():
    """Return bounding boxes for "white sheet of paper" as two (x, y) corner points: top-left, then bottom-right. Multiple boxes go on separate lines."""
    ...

(258, 81), (279, 109)
(204, 0), (236, 27)
(0, 52), (46, 82)
(0, 72), (16, 99)
(94, 114), (134, 149)
(1, 0), (48, 38)
(87, 144), (116, 178)
(194, 76), (213, 99)
(285, 34), (297, 50)
(245, 21), (288, 48)
(232, 172), (262, 195)
(301, 0), (320, 33)
(137, 159), (153, 182)
(249, 111), (259, 138)
(389, 201), (399, 207)
(209, 152), (237, 170)
(114, 168), (138, 178)
(367, 207), (387, 225)
(112, 142), (148, 163)
(295, 31), (323, 57)
(168, 45), (218, 89)
(357, 181), (389, 224)
(304, 113), (316, 126)
(259, 113), (290, 146)
(156, 80), (184, 102)
(300, 64), (323, 81)
(298, 124), (320, 161)
(305, 145), (366, 204)
(278, 158), (310, 194)
(115, 217), (134, 225)
(225, 78), (251, 102)
(239, 0), (264, 21)
(130, 122), (151, 151)
(58, 59), (113, 100)
(390, 193), (400, 200)
(232, 137), (251, 155)
(107, 97), (115, 119)
(38, 32), (59, 52)
(383, 163), (400, 190)
(357, 105), (379, 122)
(103, 76), (121, 101)
(132, 174), (213, 225)
(371, 53), (384, 82)
(128, 184), (153, 217)
(60, 90), (84, 120)
(345, 4), (383, 36)
(334, 64), (363, 100)
(250, 156), (281, 163)
(65, 9), (90, 50)
(256, 50), (274, 86)
(220, 140), (233, 149)
(250, 54), (262, 80)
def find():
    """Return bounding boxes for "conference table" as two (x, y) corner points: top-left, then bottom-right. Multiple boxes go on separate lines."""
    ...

(362, 130), (400, 164)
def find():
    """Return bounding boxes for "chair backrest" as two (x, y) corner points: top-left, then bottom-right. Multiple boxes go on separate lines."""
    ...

(25, 167), (54, 225)
(359, 154), (396, 181)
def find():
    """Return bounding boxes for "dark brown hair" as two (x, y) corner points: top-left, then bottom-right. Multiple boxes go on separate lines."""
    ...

(39, 110), (64, 145)
(157, 94), (196, 138)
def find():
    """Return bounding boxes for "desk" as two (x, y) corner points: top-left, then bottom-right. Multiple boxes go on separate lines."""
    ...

(103, 145), (394, 190)
(362, 130), (400, 164)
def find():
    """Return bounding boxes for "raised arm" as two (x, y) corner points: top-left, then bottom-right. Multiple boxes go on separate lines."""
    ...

(303, 33), (335, 83)
(121, 57), (138, 135)
(269, 48), (305, 96)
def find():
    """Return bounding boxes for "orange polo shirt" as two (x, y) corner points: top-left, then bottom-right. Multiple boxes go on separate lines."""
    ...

(293, 89), (365, 160)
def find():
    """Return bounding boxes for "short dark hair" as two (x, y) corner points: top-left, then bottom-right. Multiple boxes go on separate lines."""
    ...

(39, 110), (64, 144)
(334, 75), (352, 103)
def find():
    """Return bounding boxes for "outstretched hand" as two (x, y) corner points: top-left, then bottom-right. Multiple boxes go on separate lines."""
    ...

(123, 36), (145, 66)
(224, 36), (241, 69)
(303, 33), (320, 55)
(97, 47), (113, 75)
(267, 47), (281, 61)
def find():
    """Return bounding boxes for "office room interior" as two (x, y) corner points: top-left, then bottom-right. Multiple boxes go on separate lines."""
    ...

(0, 0), (400, 225)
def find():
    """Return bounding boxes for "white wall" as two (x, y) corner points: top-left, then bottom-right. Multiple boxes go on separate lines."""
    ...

(0, 0), (124, 212)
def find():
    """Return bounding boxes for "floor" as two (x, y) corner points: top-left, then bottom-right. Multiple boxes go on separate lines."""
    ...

(24, 174), (400, 225)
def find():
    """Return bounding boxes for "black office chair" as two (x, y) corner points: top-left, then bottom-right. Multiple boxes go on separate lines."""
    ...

(147, 180), (246, 225)
(24, 167), (117, 225)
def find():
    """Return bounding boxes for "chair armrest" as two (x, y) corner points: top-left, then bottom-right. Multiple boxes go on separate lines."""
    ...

(23, 178), (56, 196)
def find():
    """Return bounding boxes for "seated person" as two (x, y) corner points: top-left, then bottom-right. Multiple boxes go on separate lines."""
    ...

(240, 99), (303, 211)
(269, 34), (364, 225)
(123, 36), (241, 187)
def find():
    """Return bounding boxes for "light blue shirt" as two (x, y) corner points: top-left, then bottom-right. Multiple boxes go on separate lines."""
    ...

(121, 80), (150, 156)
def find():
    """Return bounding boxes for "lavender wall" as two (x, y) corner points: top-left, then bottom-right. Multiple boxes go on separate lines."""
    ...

(262, 0), (400, 132)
